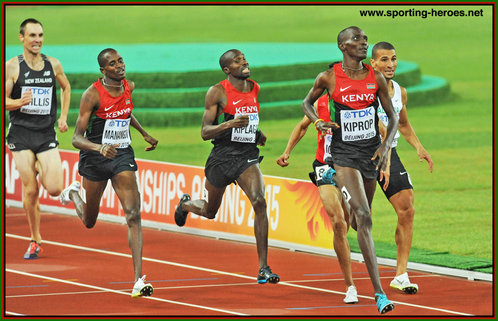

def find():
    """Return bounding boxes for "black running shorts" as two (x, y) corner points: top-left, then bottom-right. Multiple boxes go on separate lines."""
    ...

(6, 124), (59, 154)
(78, 146), (137, 182)
(377, 147), (413, 199)
(331, 154), (378, 180)
(205, 149), (260, 188)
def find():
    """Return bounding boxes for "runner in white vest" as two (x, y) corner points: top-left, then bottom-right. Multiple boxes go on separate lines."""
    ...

(371, 41), (434, 294)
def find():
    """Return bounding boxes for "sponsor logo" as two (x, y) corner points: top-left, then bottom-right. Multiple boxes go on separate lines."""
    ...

(129, 163), (135, 167)
(48, 142), (57, 148)
(247, 158), (259, 163)
(233, 99), (243, 105)
(400, 171), (407, 175)
(340, 86), (352, 92)
(343, 108), (373, 119)
(43, 71), (51, 76)
(104, 104), (114, 111)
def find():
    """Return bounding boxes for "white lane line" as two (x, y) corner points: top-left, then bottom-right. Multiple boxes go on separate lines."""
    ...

(6, 269), (247, 316)
(6, 233), (472, 316)
(5, 311), (25, 316)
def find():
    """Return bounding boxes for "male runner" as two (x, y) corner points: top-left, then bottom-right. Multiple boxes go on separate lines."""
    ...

(5, 18), (71, 259)
(277, 90), (358, 304)
(174, 49), (280, 284)
(302, 26), (399, 314)
(59, 48), (158, 298)
(371, 41), (434, 294)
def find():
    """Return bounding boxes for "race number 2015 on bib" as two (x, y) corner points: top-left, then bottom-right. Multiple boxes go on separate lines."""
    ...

(102, 118), (131, 148)
(340, 106), (376, 141)
(231, 111), (259, 143)
(20, 86), (53, 115)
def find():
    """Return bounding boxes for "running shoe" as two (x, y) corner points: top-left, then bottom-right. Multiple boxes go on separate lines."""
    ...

(375, 293), (394, 314)
(321, 167), (337, 186)
(257, 266), (280, 284)
(343, 285), (358, 304)
(174, 193), (191, 227)
(24, 240), (43, 259)
(60, 181), (81, 205)
(390, 272), (418, 294)
(131, 275), (154, 298)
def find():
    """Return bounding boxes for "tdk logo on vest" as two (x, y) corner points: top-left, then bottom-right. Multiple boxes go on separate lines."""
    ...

(32, 88), (51, 95)
(108, 119), (129, 127)
(342, 93), (375, 103)
(344, 108), (373, 119)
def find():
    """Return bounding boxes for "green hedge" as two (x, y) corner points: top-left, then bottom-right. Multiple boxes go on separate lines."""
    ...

(65, 61), (421, 90)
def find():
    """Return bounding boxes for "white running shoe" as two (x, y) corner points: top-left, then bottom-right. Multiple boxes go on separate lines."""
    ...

(60, 181), (81, 205)
(131, 275), (154, 298)
(344, 285), (358, 304)
(390, 272), (418, 294)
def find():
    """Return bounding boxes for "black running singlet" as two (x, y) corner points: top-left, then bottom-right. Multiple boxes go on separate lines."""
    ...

(9, 54), (58, 130)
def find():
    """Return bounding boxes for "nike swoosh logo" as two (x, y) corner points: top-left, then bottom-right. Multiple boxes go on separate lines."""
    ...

(247, 158), (258, 163)
(104, 105), (114, 111)
(129, 164), (135, 167)
(400, 171), (407, 175)
(233, 99), (243, 105)
(340, 86), (352, 92)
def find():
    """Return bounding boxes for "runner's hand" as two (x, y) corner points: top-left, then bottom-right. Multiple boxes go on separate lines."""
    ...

(276, 153), (290, 167)
(144, 134), (158, 151)
(231, 115), (249, 128)
(315, 121), (339, 137)
(100, 144), (119, 159)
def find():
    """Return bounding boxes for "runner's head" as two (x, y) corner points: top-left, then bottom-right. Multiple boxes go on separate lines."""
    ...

(98, 48), (126, 81)
(337, 26), (369, 60)
(370, 42), (397, 80)
(19, 18), (44, 55)
(219, 49), (250, 79)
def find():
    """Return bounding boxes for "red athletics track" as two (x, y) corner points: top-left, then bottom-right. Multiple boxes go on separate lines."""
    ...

(4, 207), (494, 317)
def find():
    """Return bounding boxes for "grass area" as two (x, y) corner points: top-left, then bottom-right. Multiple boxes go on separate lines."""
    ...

(5, 4), (493, 265)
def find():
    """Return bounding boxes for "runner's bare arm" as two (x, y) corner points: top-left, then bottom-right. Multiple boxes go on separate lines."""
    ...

(51, 57), (71, 133)
(201, 84), (249, 141)
(5, 57), (33, 111)
(72, 86), (118, 158)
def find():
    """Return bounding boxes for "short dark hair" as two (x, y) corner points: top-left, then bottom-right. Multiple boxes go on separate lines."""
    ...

(219, 49), (240, 69)
(371, 42), (396, 59)
(97, 48), (117, 67)
(20, 18), (42, 35)
(337, 26), (361, 46)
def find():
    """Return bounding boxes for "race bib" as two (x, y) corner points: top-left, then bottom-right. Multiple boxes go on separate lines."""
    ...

(102, 118), (131, 148)
(322, 131), (333, 161)
(315, 164), (331, 182)
(340, 106), (376, 142)
(378, 106), (400, 147)
(20, 86), (53, 115)
(231, 111), (259, 143)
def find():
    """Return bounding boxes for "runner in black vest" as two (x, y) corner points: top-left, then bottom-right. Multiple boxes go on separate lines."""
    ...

(174, 49), (280, 284)
(302, 26), (399, 314)
(5, 18), (71, 260)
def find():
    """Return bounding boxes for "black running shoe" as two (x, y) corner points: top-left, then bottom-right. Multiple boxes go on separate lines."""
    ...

(257, 265), (280, 284)
(174, 194), (191, 227)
